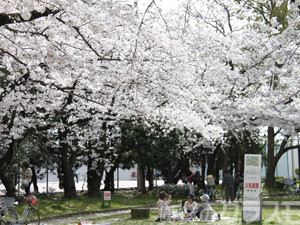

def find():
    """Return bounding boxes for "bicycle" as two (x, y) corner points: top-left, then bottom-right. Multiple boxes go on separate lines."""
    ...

(236, 183), (244, 200)
(206, 186), (217, 202)
(0, 195), (40, 225)
(205, 175), (224, 202)
(284, 177), (299, 197)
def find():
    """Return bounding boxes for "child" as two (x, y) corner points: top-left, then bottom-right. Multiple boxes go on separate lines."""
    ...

(192, 194), (213, 221)
(156, 191), (171, 222)
(184, 194), (197, 218)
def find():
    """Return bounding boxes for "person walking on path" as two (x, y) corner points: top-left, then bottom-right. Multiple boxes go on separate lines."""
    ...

(73, 167), (79, 183)
(222, 169), (234, 203)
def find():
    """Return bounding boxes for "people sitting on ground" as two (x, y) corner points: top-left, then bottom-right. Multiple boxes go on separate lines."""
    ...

(191, 194), (213, 221)
(234, 170), (244, 199)
(155, 191), (172, 222)
(187, 171), (201, 196)
(183, 194), (197, 218)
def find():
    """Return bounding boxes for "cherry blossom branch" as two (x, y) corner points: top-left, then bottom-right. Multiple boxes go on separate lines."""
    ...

(0, 48), (27, 66)
(133, 0), (155, 58)
(0, 8), (60, 27)
(4, 25), (49, 40)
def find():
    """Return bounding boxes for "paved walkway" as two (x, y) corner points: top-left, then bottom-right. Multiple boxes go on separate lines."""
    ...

(0, 180), (168, 195)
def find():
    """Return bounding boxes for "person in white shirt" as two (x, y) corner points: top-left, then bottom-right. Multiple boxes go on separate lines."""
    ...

(156, 191), (172, 222)
(22, 163), (33, 195)
(184, 194), (197, 218)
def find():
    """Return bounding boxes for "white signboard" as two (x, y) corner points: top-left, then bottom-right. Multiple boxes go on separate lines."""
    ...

(243, 154), (262, 222)
(104, 191), (111, 201)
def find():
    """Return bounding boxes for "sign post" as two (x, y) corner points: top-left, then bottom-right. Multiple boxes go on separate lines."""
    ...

(242, 154), (262, 223)
(102, 191), (111, 207)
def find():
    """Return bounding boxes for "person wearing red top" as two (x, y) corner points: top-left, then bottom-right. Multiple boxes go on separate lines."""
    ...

(187, 171), (200, 196)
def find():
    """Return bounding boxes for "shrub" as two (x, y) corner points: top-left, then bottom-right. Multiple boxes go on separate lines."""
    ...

(295, 168), (299, 177)
(151, 184), (191, 197)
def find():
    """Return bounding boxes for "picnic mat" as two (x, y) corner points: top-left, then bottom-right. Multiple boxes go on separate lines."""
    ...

(189, 215), (230, 222)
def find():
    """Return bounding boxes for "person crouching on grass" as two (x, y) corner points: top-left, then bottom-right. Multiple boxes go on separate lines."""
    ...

(184, 194), (197, 218)
(156, 191), (171, 222)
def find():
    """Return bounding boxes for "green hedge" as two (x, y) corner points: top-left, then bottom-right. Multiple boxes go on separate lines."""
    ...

(151, 184), (191, 197)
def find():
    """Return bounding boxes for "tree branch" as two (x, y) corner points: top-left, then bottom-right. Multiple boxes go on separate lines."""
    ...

(0, 8), (60, 27)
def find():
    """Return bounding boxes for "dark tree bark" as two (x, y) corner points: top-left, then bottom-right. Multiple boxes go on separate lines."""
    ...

(30, 166), (39, 193)
(265, 126), (300, 187)
(87, 161), (104, 197)
(88, 122), (108, 196)
(60, 149), (77, 199)
(104, 166), (117, 193)
(0, 8), (60, 27)
(201, 154), (206, 177)
(0, 170), (16, 197)
(137, 164), (146, 194)
(223, 146), (229, 173)
(207, 154), (215, 176)
(146, 167), (154, 190)
(161, 154), (190, 184)
(56, 129), (77, 199)
(265, 127), (276, 187)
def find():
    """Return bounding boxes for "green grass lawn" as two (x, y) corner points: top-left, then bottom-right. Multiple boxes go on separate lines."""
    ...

(8, 188), (300, 224)
(12, 190), (182, 218)
(83, 205), (300, 225)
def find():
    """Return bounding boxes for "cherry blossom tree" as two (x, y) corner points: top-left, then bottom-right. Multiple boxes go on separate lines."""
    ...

(0, 0), (299, 196)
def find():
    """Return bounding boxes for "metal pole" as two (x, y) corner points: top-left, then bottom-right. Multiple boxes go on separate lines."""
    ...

(291, 137), (295, 177)
(275, 144), (278, 177)
(117, 168), (119, 190)
(155, 169), (157, 187)
(46, 169), (49, 194)
(287, 150), (290, 177)
(298, 134), (300, 188)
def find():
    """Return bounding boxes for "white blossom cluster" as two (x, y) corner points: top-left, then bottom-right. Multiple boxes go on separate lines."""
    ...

(0, 0), (299, 153)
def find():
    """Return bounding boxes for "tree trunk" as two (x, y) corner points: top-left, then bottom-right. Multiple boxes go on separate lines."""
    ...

(146, 167), (154, 190)
(60, 151), (77, 198)
(207, 154), (215, 175)
(215, 168), (220, 185)
(87, 157), (104, 197)
(0, 170), (16, 197)
(201, 154), (206, 177)
(265, 127), (300, 187)
(30, 166), (39, 193)
(265, 127), (276, 187)
(104, 167), (117, 193)
(58, 133), (77, 199)
(223, 147), (229, 173)
(137, 164), (146, 194)
(161, 155), (190, 184)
